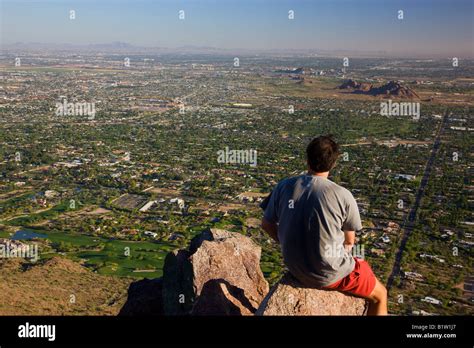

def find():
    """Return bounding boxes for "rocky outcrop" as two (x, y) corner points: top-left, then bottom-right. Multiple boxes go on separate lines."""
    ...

(339, 79), (419, 99)
(368, 80), (420, 99)
(256, 273), (368, 316)
(339, 79), (372, 92)
(119, 229), (369, 316)
(162, 228), (269, 315)
(118, 278), (163, 316)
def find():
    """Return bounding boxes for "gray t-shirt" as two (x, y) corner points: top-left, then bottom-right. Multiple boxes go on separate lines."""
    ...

(263, 174), (363, 287)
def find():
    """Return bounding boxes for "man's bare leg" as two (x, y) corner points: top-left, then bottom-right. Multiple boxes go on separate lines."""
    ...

(366, 278), (388, 315)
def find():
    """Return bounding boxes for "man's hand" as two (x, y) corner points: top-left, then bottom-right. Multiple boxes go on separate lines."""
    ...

(261, 217), (279, 243)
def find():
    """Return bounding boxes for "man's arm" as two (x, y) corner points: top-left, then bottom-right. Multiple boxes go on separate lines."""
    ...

(261, 217), (279, 243)
(343, 231), (355, 252)
(342, 191), (362, 252)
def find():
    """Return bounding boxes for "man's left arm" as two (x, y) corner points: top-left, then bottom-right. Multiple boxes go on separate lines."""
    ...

(343, 231), (355, 252)
(342, 191), (363, 252)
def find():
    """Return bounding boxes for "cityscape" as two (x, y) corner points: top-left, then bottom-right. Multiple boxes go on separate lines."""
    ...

(0, 0), (473, 318)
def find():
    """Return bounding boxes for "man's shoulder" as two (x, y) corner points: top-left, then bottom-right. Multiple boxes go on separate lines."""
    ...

(275, 174), (310, 191)
(275, 175), (355, 199)
(326, 179), (349, 192)
(320, 179), (355, 201)
(275, 175), (301, 188)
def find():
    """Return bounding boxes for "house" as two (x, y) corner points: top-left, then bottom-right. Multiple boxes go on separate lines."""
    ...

(403, 271), (424, 281)
(44, 190), (58, 198)
(169, 198), (185, 209)
(144, 231), (158, 238)
(421, 297), (441, 305)
(139, 200), (157, 212)
(394, 174), (416, 181)
(237, 191), (267, 203)
(419, 253), (445, 263)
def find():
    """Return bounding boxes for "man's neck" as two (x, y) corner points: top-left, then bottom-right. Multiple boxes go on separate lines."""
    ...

(307, 170), (329, 178)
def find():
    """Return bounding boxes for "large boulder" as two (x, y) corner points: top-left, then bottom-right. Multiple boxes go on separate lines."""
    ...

(118, 229), (368, 317)
(191, 279), (256, 315)
(163, 229), (269, 315)
(256, 273), (368, 316)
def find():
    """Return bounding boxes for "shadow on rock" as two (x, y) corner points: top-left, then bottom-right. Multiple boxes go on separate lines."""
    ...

(118, 278), (163, 316)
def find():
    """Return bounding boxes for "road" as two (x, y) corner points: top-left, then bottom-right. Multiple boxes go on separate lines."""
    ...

(386, 111), (449, 290)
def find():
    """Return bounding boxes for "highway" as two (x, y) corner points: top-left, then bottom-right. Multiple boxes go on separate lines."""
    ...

(386, 111), (449, 290)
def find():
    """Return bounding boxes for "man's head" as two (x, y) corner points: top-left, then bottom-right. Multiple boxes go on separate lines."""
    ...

(306, 135), (340, 174)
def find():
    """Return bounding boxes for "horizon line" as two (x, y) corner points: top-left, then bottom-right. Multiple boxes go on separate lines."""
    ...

(3, 42), (473, 60)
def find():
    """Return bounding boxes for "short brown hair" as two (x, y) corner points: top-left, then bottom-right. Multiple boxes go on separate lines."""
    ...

(306, 135), (340, 172)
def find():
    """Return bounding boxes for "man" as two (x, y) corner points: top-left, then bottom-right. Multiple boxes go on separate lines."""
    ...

(261, 135), (387, 315)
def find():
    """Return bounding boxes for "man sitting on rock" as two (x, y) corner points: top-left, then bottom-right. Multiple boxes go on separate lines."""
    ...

(261, 135), (388, 315)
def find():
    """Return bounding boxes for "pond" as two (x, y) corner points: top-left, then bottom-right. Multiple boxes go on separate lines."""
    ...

(11, 229), (47, 240)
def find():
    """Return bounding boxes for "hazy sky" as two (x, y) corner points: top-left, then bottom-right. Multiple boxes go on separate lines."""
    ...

(2, 0), (473, 57)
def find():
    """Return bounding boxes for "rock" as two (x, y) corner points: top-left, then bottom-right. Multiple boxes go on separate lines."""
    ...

(162, 249), (194, 315)
(256, 273), (368, 316)
(191, 279), (255, 315)
(119, 229), (367, 316)
(163, 228), (269, 315)
(118, 278), (163, 316)
(369, 80), (420, 99)
(338, 79), (419, 99)
(339, 79), (366, 90)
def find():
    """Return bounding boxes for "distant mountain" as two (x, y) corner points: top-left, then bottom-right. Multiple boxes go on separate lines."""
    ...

(338, 79), (420, 99)
(88, 41), (134, 49)
(338, 79), (372, 92)
(369, 80), (420, 99)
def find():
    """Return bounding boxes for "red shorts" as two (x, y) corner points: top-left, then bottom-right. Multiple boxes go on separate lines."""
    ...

(323, 258), (376, 298)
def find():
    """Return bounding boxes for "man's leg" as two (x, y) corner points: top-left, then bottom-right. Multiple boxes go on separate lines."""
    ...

(323, 259), (388, 315)
(366, 277), (388, 315)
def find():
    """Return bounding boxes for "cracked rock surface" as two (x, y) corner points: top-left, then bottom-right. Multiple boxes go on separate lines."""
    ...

(256, 273), (368, 316)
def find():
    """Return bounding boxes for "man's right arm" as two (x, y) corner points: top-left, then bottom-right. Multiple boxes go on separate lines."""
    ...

(261, 184), (281, 243)
(261, 217), (279, 243)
